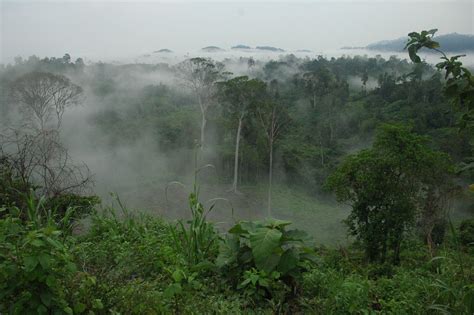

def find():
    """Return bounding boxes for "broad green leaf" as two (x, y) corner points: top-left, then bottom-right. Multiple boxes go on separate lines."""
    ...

(427, 28), (438, 36)
(264, 218), (292, 229)
(258, 278), (270, 287)
(238, 278), (252, 288)
(172, 269), (184, 283)
(228, 223), (246, 235)
(92, 299), (104, 309)
(250, 227), (282, 272)
(38, 254), (51, 269)
(24, 256), (38, 272)
(257, 253), (280, 273)
(240, 221), (257, 233)
(425, 40), (440, 49)
(284, 229), (308, 241)
(74, 303), (86, 313)
(216, 235), (239, 267)
(46, 275), (56, 288)
(163, 283), (182, 299)
(278, 248), (299, 274)
(408, 46), (421, 63)
(40, 292), (52, 307)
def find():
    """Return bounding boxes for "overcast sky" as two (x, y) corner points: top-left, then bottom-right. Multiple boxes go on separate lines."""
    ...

(1, 0), (473, 63)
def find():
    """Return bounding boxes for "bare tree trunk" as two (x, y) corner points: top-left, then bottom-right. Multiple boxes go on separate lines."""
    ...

(267, 138), (273, 217)
(231, 114), (244, 193)
(200, 113), (206, 148)
(198, 95), (206, 148)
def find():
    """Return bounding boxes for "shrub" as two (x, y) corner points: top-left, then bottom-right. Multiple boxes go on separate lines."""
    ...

(0, 212), (76, 314)
(217, 218), (316, 300)
(74, 210), (179, 281)
(327, 124), (453, 264)
(45, 193), (100, 230)
(0, 157), (33, 213)
(301, 268), (370, 314)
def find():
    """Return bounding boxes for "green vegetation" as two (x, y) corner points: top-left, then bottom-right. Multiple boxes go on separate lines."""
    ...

(1, 192), (473, 314)
(0, 30), (473, 313)
(217, 218), (315, 302)
(327, 124), (454, 263)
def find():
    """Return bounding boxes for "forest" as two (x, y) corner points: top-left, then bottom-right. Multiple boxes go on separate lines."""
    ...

(0, 29), (473, 314)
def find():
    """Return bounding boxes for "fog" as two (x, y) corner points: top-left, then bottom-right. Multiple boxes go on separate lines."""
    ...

(1, 0), (473, 63)
(1, 0), (473, 245)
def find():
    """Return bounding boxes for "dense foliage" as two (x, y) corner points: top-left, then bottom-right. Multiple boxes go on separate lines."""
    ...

(0, 197), (473, 314)
(217, 218), (315, 301)
(327, 124), (454, 263)
(0, 30), (473, 314)
(2, 50), (472, 194)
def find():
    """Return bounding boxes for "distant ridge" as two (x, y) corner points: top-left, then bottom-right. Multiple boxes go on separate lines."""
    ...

(256, 46), (285, 52)
(201, 46), (225, 52)
(153, 49), (173, 53)
(231, 44), (252, 50)
(366, 33), (474, 52)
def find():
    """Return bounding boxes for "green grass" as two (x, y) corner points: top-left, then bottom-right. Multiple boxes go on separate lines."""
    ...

(240, 184), (350, 246)
(94, 178), (470, 247)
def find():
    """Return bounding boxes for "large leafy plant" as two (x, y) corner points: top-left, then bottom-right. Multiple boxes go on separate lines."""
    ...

(217, 218), (316, 297)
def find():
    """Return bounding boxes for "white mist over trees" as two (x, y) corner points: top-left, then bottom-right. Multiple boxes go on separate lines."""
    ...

(1, 0), (474, 311)
(177, 58), (227, 148)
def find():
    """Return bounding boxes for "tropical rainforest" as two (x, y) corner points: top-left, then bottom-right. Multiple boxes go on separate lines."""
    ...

(0, 29), (473, 314)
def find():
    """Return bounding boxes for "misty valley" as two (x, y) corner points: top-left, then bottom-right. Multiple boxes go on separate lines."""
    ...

(1, 28), (474, 314)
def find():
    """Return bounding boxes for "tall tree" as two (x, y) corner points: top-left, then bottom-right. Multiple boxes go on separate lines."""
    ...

(218, 76), (267, 193)
(256, 80), (289, 216)
(10, 72), (83, 131)
(177, 58), (226, 147)
(4, 71), (90, 197)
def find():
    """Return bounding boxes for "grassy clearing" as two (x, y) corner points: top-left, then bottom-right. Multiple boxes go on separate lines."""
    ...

(99, 179), (350, 245)
(240, 184), (350, 245)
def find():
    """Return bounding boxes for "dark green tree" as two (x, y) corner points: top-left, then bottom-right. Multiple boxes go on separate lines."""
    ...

(327, 124), (453, 264)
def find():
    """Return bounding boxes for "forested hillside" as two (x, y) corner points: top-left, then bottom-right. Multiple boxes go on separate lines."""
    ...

(1, 29), (473, 314)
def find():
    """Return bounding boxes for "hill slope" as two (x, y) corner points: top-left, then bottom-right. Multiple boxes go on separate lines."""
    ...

(367, 33), (474, 52)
